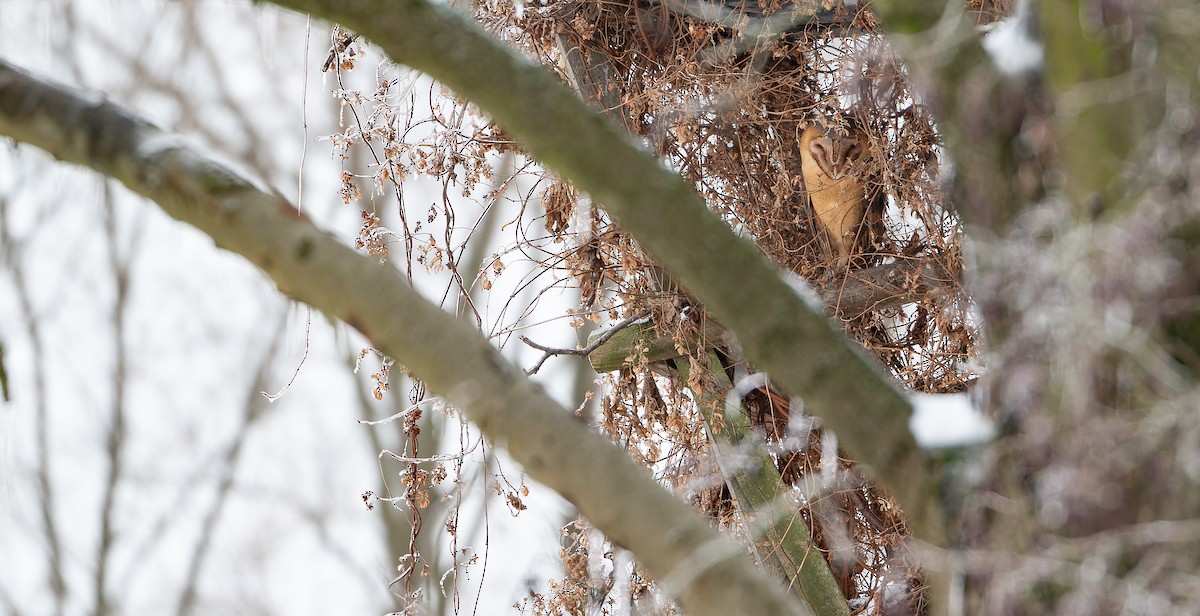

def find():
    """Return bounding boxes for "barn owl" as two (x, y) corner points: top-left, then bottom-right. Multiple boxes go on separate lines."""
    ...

(799, 124), (875, 268)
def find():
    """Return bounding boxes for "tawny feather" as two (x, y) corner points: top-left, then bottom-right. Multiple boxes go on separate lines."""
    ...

(799, 125), (872, 266)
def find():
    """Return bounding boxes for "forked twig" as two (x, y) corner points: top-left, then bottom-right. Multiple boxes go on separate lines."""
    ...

(521, 310), (652, 374)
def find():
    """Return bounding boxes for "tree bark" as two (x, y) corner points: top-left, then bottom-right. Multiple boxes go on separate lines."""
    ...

(0, 58), (813, 616)
(264, 0), (945, 551)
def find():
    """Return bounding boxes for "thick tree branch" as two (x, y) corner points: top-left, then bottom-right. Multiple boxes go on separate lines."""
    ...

(819, 258), (958, 319)
(868, 0), (1045, 231)
(0, 59), (809, 616)
(264, 0), (944, 549)
(681, 352), (852, 616)
(586, 258), (958, 373)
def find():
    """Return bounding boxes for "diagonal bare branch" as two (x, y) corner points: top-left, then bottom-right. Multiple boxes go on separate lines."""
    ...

(0, 58), (809, 616)
(254, 0), (944, 548)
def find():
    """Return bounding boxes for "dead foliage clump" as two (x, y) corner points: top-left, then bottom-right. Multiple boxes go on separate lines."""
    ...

(326, 0), (990, 613)
(471, 2), (981, 612)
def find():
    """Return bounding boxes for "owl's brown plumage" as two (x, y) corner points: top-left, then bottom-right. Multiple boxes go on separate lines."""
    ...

(799, 124), (873, 268)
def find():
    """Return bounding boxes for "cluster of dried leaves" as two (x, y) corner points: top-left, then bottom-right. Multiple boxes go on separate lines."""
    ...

(479, 1), (984, 612)
(325, 0), (1012, 613)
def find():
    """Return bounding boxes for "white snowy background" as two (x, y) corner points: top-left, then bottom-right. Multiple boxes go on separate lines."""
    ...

(0, 2), (992, 615)
(0, 3), (582, 614)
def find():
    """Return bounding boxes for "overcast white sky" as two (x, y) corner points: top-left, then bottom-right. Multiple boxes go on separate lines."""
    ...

(0, 2), (582, 614)
(0, 2), (997, 615)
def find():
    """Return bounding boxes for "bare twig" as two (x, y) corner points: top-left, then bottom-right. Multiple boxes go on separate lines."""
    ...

(0, 57), (809, 616)
(177, 313), (289, 616)
(0, 184), (66, 616)
(520, 310), (651, 375)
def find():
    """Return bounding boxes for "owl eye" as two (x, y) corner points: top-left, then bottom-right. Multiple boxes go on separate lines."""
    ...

(808, 137), (839, 178)
(842, 142), (864, 164)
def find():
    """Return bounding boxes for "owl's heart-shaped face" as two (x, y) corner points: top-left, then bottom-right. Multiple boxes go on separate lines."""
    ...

(805, 130), (868, 180)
